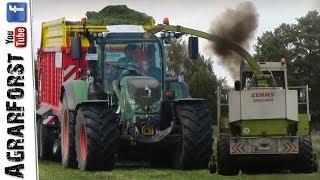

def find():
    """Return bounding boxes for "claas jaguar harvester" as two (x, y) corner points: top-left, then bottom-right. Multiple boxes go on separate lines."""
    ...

(36, 17), (214, 171)
(211, 58), (319, 175)
(144, 23), (317, 175)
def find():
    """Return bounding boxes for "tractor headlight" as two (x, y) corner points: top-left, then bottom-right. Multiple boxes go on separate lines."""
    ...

(129, 99), (143, 112)
(151, 99), (161, 112)
(88, 76), (94, 84)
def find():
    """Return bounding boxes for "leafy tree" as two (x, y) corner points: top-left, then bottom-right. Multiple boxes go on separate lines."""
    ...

(254, 10), (320, 124)
(166, 39), (223, 122)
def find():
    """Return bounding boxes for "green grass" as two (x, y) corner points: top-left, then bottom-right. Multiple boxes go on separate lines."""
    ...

(39, 160), (320, 180)
(39, 130), (320, 180)
(40, 161), (249, 180)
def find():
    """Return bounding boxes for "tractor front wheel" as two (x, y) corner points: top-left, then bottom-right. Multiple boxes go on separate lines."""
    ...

(75, 106), (119, 171)
(173, 102), (213, 169)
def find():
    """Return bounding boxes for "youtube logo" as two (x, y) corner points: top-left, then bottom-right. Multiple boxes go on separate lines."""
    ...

(6, 27), (27, 47)
(15, 27), (27, 47)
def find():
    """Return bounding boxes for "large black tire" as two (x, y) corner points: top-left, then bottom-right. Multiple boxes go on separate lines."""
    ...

(291, 136), (315, 173)
(75, 106), (119, 171)
(217, 136), (239, 175)
(61, 96), (77, 168)
(52, 139), (62, 162)
(173, 103), (213, 169)
(37, 119), (54, 160)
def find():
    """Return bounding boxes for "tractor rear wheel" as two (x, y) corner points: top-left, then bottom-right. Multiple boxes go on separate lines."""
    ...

(37, 118), (54, 160)
(61, 96), (77, 168)
(75, 106), (119, 171)
(292, 136), (315, 173)
(173, 102), (213, 169)
(52, 139), (62, 162)
(217, 136), (239, 175)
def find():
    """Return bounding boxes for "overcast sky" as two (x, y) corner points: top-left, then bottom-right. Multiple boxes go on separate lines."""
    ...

(31, 0), (320, 84)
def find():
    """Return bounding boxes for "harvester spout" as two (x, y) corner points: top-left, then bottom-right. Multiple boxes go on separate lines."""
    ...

(145, 24), (262, 75)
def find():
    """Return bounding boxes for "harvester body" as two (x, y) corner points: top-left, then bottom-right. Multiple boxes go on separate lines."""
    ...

(216, 61), (317, 174)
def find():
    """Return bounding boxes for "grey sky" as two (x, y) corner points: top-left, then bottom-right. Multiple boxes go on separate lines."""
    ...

(31, 0), (320, 84)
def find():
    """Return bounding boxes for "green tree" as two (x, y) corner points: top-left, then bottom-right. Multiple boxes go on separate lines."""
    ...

(254, 10), (320, 123)
(166, 39), (223, 122)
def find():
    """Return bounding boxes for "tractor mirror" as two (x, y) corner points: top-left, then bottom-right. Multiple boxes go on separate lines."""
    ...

(188, 36), (199, 60)
(71, 37), (81, 60)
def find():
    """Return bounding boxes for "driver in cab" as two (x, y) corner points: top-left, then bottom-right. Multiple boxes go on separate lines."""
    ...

(117, 44), (138, 68)
(113, 44), (139, 98)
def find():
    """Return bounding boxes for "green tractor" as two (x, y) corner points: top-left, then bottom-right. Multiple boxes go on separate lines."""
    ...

(61, 24), (214, 171)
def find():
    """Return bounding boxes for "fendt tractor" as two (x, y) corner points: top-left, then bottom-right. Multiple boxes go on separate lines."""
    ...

(210, 58), (319, 174)
(36, 17), (215, 171)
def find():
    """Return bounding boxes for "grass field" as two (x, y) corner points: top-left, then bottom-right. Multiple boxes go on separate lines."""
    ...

(39, 130), (320, 180)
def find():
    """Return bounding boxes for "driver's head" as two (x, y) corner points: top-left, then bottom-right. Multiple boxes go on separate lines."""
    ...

(124, 44), (136, 58)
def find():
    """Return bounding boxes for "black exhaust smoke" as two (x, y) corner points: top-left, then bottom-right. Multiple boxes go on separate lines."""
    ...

(208, 1), (259, 80)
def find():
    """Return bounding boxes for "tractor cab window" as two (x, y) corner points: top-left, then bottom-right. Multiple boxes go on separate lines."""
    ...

(103, 42), (162, 92)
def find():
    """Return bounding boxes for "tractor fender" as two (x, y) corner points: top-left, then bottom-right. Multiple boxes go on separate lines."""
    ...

(173, 98), (205, 108)
(76, 100), (109, 111)
(172, 98), (206, 122)
(75, 100), (111, 118)
(60, 80), (89, 111)
(60, 81), (76, 111)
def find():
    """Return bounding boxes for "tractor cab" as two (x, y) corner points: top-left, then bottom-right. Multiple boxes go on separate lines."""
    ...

(71, 26), (166, 115)
(101, 33), (163, 92)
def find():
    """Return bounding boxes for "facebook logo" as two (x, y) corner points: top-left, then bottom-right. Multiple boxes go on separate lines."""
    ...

(7, 2), (27, 22)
